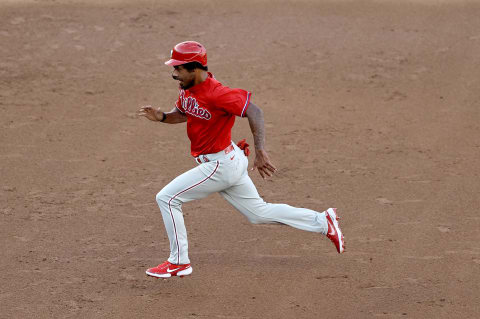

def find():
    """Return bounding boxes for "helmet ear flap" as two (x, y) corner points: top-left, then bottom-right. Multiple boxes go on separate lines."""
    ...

(165, 41), (207, 67)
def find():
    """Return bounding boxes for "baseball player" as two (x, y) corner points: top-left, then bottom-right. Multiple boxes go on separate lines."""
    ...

(137, 41), (345, 279)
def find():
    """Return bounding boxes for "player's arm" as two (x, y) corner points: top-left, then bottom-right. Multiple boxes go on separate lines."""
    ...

(137, 105), (187, 124)
(245, 102), (277, 178)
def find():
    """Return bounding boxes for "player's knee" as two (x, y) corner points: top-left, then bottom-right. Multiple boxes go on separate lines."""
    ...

(155, 190), (170, 205)
(156, 189), (181, 207)
(246, 215), (265, 224)
(246, 213), (277, 225)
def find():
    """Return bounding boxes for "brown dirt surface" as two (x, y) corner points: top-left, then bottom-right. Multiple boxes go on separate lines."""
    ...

(1, 0), (480, 318)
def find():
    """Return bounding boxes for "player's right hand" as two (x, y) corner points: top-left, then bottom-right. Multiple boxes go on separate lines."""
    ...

(137, 105), (163, 121)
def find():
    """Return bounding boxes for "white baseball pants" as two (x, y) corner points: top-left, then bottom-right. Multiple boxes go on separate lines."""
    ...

(155, 142), (329, 265)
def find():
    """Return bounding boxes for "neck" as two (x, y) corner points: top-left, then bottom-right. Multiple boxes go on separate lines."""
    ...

(193, 70), (208, 86)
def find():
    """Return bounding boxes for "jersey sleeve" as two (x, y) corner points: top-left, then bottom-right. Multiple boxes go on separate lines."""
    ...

(175, 90), (186, 113)
(213, 86), (252, 117)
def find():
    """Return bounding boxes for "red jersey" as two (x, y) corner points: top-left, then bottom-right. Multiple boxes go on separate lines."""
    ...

(175, 73), (251, 157)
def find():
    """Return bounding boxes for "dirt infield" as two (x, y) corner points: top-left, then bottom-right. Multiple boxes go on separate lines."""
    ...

(1, 0), (479, 318)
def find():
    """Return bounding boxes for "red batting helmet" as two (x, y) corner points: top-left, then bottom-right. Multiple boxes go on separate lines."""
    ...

(165, 41), (207, 67)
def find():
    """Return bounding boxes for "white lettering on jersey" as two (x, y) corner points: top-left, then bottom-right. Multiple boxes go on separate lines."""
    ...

(178, 90), (211, 120)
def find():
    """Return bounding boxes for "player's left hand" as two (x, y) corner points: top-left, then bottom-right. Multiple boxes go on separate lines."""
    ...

(252, 149), (277, 179)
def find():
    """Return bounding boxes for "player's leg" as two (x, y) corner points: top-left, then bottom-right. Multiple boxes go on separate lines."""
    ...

(219, 168), (345, 253)
(220, 174), (328, 232)
(155, 160), (227, 266)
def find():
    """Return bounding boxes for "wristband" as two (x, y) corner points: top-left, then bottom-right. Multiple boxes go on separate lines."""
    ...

(160, 112), (166, 122)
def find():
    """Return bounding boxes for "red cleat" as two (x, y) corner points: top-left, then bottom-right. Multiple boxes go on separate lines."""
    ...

(146, 261), (193, 278)
(325, 208), (345, 253)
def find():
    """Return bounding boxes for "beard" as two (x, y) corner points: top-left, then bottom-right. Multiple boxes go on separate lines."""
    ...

(179, 79), (194, 90)
(173, 76), (194, 90)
